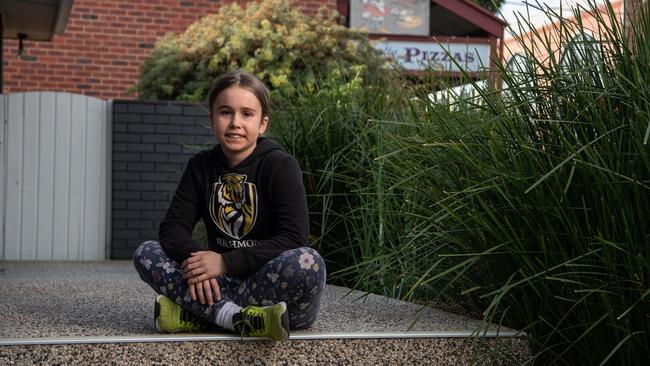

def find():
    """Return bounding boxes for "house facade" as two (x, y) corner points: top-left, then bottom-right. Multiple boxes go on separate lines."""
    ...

(502, 0), (628, 65)
(2, 0), (334, 99)
(2, 0), (504, 99)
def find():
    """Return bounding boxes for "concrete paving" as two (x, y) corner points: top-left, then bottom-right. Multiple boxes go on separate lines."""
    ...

(0, 261), (530, 364)
(0, 338), (531, 365)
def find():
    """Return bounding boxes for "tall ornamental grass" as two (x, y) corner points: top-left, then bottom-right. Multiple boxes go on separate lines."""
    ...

(270, 68), (416, 287)
(270, 1), (650, 364)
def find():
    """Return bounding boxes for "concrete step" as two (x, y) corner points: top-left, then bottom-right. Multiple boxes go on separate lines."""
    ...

(0, 261), (529, 365)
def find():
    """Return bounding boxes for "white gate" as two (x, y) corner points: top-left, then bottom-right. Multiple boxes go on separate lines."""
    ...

(0, 92), (110, 260)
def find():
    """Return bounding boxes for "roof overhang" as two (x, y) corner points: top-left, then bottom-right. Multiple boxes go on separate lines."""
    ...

(1, 0), (74, 41)
(432, 0), (507, 38)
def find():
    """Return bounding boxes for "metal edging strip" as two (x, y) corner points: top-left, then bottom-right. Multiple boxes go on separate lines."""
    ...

(0, 331), (526, 346)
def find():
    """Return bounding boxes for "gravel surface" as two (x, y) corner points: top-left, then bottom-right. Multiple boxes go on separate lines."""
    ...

(0, 261), (514, 338)
(0, 261), (530, 364)
(0, 338), (531, 365)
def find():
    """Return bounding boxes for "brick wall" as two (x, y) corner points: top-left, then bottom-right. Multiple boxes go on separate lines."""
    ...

(111, 100), (214, 259)
(3, 0), (336, 100)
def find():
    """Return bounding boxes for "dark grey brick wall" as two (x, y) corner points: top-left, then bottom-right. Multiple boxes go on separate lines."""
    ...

(111, 100), (215, 259)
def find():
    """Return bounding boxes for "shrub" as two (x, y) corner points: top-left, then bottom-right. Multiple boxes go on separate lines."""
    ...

(131, 0), (384, 101)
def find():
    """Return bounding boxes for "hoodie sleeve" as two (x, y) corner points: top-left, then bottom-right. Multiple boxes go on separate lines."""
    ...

(159, 155), (205, 265)
(221, 156), (310, 276)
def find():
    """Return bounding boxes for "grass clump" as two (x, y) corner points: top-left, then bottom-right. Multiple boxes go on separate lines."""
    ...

(270, 1), (650, 364)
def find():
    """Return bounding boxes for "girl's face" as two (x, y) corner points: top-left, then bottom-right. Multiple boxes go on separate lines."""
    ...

(209, 86), (268, 167)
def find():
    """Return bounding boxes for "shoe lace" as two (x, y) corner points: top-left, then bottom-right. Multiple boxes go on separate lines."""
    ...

(180, 309), (206, 329)
(246, 313), (265, 331)
(235, 307), (266, 337)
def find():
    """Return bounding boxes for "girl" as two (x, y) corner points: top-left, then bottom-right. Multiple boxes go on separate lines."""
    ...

(133, 71), (326, 341)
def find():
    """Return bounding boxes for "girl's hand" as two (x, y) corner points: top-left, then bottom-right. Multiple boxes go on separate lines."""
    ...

(188, 278), (221, 305)
(182, 251), (226, 305)
(181, 251), (227, 284)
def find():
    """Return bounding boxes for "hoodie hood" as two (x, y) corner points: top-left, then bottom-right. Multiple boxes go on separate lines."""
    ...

(214, 137), (284, 169)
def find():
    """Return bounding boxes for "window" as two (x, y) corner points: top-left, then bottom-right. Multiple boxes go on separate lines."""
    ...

(503, 52), (537, 111)
(558, 32), (604, 87)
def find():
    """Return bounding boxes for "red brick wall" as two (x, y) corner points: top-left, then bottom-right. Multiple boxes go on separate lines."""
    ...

(2, 0), (335, 100)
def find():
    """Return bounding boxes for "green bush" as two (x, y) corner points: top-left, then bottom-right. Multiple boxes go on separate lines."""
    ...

(131, 0), (384, 101)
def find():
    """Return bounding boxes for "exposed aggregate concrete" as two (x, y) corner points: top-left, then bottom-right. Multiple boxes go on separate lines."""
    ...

(0, 261), (514, 337)
(0, 261), (530, 364)
(0, 338), (530, 365)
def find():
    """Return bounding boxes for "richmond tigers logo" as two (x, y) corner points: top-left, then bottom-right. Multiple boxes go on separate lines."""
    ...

(209, 174), (258, 239)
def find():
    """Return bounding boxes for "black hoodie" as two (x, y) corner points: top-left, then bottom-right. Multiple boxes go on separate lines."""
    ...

(159, 137), (309, 276)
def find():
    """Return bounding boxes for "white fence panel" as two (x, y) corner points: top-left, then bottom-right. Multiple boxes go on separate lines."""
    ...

(0, 95), (4, 260)
(37, 92), (56, 260)
(1, 92), (110, 260)
(4, 94), (24, 260)
(53, 93), (71, 260)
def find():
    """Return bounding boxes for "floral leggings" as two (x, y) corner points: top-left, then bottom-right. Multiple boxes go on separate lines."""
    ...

(133, 240), (326, 330)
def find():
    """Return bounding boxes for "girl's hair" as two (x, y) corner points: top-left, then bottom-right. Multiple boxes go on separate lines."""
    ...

(207, 71), (271, 117)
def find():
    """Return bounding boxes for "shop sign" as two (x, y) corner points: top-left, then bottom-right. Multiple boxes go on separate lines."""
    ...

(377, 41), (491, 72)
(350, 0), (430, 36)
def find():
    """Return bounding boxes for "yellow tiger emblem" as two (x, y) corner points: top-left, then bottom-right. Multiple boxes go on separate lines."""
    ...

(209, 174), (258, 239)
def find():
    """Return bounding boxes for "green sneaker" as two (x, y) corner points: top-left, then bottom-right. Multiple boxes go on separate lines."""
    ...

(154, 295), (211, 333)
(235, 302), (290, 341)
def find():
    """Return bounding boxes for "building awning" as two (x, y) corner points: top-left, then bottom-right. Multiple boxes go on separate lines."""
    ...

(1, 0), (74, 41)
(430, 0), (507, 38)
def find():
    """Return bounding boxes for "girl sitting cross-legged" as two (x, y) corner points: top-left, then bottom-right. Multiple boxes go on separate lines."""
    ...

(133, 70), (326, 341)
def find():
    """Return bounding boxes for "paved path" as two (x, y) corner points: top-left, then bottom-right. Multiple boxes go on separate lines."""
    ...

(0, 261), (529, 365)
